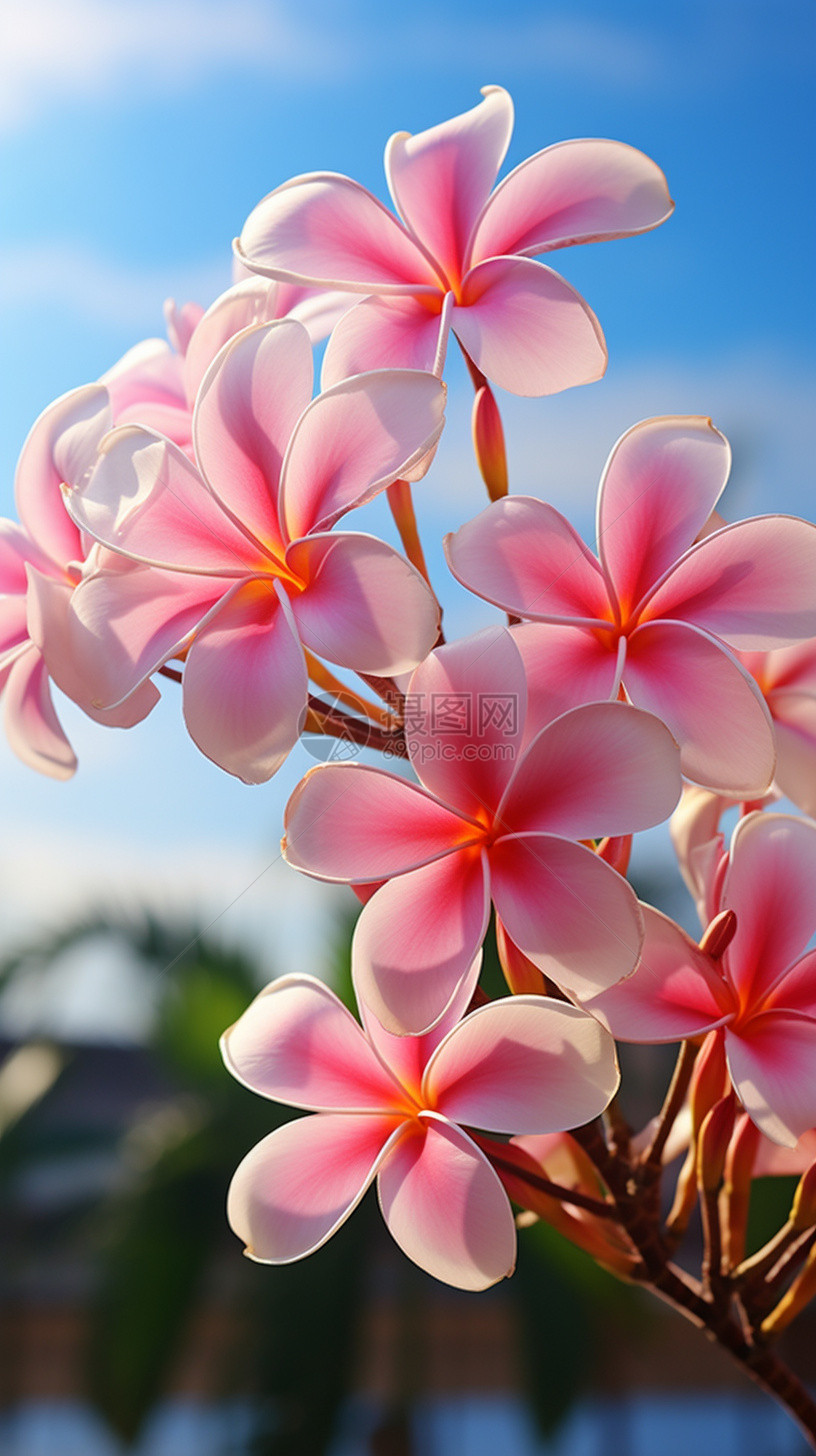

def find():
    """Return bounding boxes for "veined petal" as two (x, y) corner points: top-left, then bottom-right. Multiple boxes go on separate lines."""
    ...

(0, 594), (30, 657)
(227, 1112), (405, 1262)
(643, 516), (816, 649)
(321, 294), (448, 387)
(182, 578), (307, 784)
(352, 849), (490, 1036)
(445, 495), (610, 624)
(585, 905), (736, 1043)
(385, 85), (514, 287)
(722, 813), (816, 1008)
(2, 643), (76, 779)
(498, 701), (681, 839)
(102, 337), (186, 419)
(624, 620), (776, 795)
(468, 138), (673, 266)
(288, 531), (440, 675)
(595, 416), (731, 616)
(279, 369), (446, 540)
(66, 426), (257, 575)
(424, 996), (618, 1133)
(378, 1114), (517, 1290)
(283, 763), (478, 882)
(489, 833), (643, 999)
(221, 975), (406, 1112)
(404, 627), (525, 819)
(14, 385), (106, 565)
(669, 785), (730, 928)
(238, 173), (441, 292)
(358, 955), (484, 1102)
(453, 256), (606, 397)
(192, 319), (313, 558)
(725, 1015), (816, 1147)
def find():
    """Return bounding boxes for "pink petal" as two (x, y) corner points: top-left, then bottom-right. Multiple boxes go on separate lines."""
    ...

(279, 370), (446, 541)
(352, 848), (490, 1035)
(25, 565), (160, 725)
(385, 85), (513, 288)
(489, 833), (643, 999)
(424, 996), (618, 1133)
(468, 138), (673, 266)
(238, 173), (441, 291)
(624, 620), (775, 794)
(721, 812), (816, 1008)
(287, 531), (440, 674)
(771, 697), (816, 815)
(164, 299), (204, 355)
(321, 294), (448, 387)
(0, 594), (30, 657)
(102, 337), (186, 420)
(453, 256), (606, 397)
(498, 700), (681, 839)
(2, 643), (76, 779)
(283, 764), (478, 882)
(192, 319), (313, 557)
(378, 1113), (517, 1289)
(404, 627), (525, 819)
(0, 519), (54, 595)
(445, 495), (610, 624)
(726, 1015), (816, 1146)
(183, 278), (320, 403)
(512, 623), (620, 744)
(67, 426), (258, 575)
(182, 578), (307, 783)
(585, 905), (736, 1042)
(221, 975), (405, 1111)
(669, 785), (730, 927)
(595, 416), (731, 617)
(763, 949), (816, 1019)
(54, 560), (217, 709)
(643, 516), (816, 649)
(14, 385), (106, 566)
(227, 1112), (404, 1262)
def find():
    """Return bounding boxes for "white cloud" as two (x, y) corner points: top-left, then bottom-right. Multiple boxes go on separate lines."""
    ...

(0, 0), (350, 134)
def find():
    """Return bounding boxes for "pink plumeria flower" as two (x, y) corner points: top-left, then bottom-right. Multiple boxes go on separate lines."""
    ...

(237, 85), (673, 396)
(58, 319), (446, 783)
(283, 627), (682, 1034)
(587, 812), (816, 1147)
(0, 386), (159, 778)
(221, 971), (619, 1290)
(446, 416), (816, 794)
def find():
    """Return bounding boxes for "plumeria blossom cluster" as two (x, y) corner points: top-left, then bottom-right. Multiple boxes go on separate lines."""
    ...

(6, 85), (816, 1440)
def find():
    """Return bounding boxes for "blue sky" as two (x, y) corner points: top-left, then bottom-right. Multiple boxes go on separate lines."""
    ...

(0, 0), (814, 1034)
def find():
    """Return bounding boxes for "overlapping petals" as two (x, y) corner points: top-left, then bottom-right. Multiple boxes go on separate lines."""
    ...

(589, 812), (816, 1147)
(238, 85), (672, 396)
(61, 318), (446, 782)
(284, 627), (682, 1033)
(446, 416), (816, 793)
(221, 972), (619, 1289)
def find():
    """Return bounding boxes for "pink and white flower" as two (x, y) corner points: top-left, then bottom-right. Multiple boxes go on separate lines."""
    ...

(283, 627), (682, 1034)
(59, 319), (446, 783)
(446, 416), (816, 794)
(237, 85), (673, 396)
(588, 812), (816, 1147)
(221, 971), (619, 1290)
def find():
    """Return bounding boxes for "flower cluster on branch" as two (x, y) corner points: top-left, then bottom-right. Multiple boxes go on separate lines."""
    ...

(5, 83), (816, 1444)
